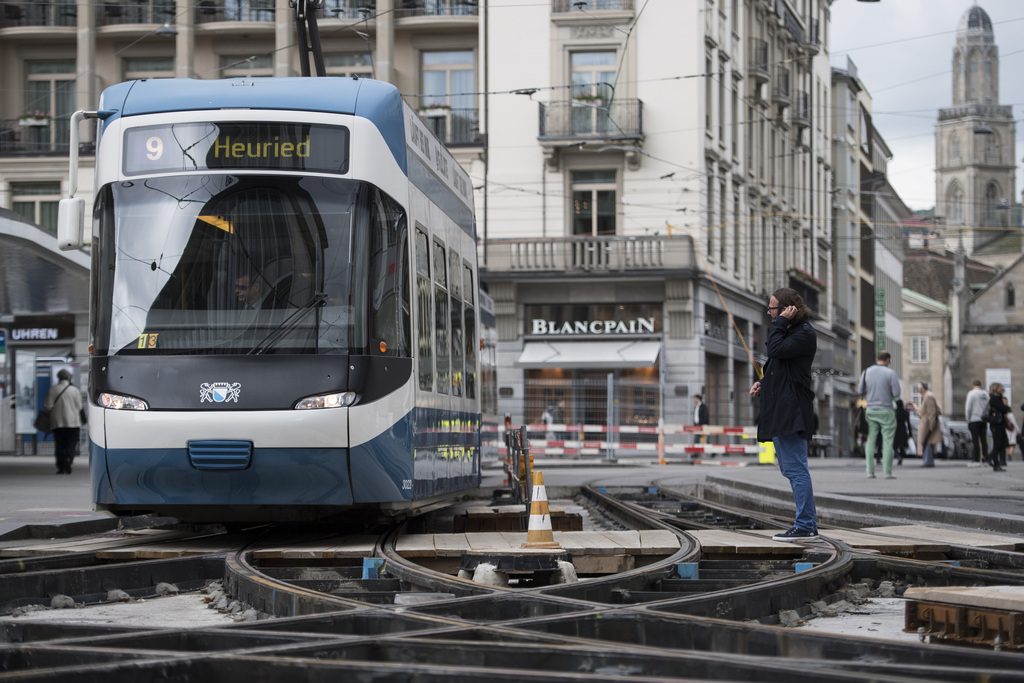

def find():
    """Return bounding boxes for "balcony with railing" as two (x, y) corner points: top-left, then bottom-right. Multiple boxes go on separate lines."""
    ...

(195, 0), (276, 24)
(318, 0), (376, 20)
(483, 234), (694, 277)
(417, 107), (481, 147)
(0, 117), (72, 156)
(398, 0), (478, 18)
(538, 98), (643, 143)
(832, 304), (851, 336)
(773, 68), (791, 107)
(748, 39), (769, 83)
(94, 0), (176, 26)
(0, 0), (76, 28)
(552, 0), (633, 11)
(792, 90), (810, 130)
(804, 19), (820, 55)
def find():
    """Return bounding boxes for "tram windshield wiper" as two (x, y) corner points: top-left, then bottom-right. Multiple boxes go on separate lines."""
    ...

(247, 292), (329, 355)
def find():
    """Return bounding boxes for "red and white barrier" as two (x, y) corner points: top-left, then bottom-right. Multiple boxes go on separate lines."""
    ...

(483, 422), (763, 462)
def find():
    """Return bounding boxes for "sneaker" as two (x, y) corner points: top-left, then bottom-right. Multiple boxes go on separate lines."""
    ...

(885, 474), (896, 479)
(867, 473), (876, 478)
(772, 527), (818, 542)
(967, 462), (981, 468)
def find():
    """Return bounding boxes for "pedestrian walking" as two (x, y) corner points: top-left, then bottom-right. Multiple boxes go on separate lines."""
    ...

(749, 288), (818, 542)
(1004, 396), (1018, 462)
(964, 379), (989, 468)
(857, 351), (901, 479)
(987, 384), (1011, 472)
(916, 382), (941, 468)
(541, 403), (556, 441)
(893, 399), (912, 466)
(692, 394), (709, 447)
(43, 369), (82, 475)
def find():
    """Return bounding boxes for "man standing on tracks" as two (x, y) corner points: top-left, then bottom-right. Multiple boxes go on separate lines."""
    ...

(858, 351), (901, 480)
(965, 379), (990, 468)
(749, 288), (818, 542)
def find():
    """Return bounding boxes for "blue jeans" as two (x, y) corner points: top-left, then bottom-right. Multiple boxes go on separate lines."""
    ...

(773, 432), (817, 532)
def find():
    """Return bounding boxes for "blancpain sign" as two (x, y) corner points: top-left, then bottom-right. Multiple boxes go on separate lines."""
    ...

(531, 318), (656, 336)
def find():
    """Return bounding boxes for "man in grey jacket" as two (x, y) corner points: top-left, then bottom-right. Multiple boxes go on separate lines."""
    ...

(964, 379), (989, 468)
(858, 351), (901, 479)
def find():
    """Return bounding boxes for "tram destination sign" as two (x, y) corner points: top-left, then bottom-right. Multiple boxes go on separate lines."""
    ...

(123, 122), (349, 175)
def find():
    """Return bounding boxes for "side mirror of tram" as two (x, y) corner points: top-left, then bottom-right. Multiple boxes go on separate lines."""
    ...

(57, 197), (86, 251)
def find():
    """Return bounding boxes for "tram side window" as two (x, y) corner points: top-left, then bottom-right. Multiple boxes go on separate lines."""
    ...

(463, 263), (476, 400)
(368, 191), (410, 356)
(449, 248), (464, 397)
(433, 239), (450, 395)
(415, 228), (433, 390)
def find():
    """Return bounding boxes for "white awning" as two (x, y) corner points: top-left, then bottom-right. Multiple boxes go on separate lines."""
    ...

(517, 340), (661, 369)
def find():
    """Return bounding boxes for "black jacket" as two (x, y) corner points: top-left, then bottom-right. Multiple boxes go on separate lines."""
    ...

(756, 316), (817, 442)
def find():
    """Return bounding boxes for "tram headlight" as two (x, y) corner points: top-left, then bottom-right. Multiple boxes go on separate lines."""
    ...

(99, 393), (149, 410)
(294, 391), (357, 410)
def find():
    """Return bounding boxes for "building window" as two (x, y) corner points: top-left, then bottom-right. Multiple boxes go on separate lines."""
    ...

(704, 55), (713, 133)
(1007, 283), (1015, 309)
(985, 132), (1000, 159)
(220, 54), (272, 77)
(325, 53), (373, 78)
(949, 183), (964, 224)
(950, 132), (961, 162)
(571, 170), (616, 236)
(420, 50), (475, 144)
(124, 57), (173, 80)
(25, 61), (75, 153)
(11, 181), (61, 234)
(910, 336), (929, 364)
(571, 51), (616, 136)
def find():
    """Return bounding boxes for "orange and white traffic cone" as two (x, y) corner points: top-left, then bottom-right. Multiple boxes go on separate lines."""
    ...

(521, 471), (561, 549)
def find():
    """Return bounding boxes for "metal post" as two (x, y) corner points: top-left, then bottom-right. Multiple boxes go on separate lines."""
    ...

(606, 372), (614, 460)
(520, 425), (532, 510)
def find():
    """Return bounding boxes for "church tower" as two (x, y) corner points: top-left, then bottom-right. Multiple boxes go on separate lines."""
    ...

(935, 4), (1016, 257)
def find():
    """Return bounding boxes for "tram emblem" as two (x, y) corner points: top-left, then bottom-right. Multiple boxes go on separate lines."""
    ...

(200, 382), (241, 403)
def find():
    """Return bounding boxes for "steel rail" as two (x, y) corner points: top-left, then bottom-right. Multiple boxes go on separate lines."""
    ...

(5, 490), (1024, 680)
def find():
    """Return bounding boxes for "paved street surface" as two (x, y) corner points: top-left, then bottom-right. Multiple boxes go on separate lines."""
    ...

(4, 451), (1023, 538)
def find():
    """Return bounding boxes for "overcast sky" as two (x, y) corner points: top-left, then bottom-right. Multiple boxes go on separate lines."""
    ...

(830, 0), (1024, 211)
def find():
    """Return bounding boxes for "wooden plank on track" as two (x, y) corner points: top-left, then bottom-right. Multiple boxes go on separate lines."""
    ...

(690, 529), (803, 555)
(394, 533), (436, 557)
(904, 585), (1024, 611)
(597, 530), (642, 552)
(326, 535), (378, 558)
(860, 525), (1024, 551)
(638, 529), (682, 555)
(551, 532), (586, 553)
(464, 532), (512, 552)
(432, 534), (473, 556)
(562, 531), (623, 555)
(498, 532), (527, 548)
(0, 530), (201, 558)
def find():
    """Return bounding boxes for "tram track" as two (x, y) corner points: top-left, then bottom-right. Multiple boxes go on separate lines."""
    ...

(2, 486), (1024, 681)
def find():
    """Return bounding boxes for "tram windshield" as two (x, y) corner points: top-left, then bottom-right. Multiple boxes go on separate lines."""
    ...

(91, 175), (410, 357)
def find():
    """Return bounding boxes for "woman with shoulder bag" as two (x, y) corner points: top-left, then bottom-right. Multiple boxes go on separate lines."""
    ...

(43, 369), (82, 475)
(1003, 396), (1017, 462)
(986, 383), (1011, 472)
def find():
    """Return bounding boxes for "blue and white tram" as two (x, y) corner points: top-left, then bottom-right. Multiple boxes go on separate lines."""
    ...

(58, 77), (481, 522)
